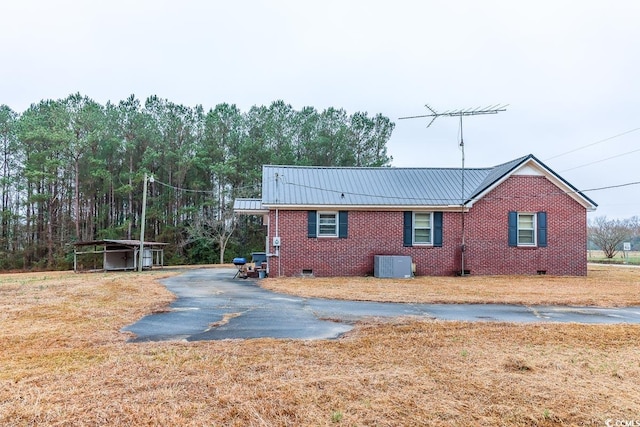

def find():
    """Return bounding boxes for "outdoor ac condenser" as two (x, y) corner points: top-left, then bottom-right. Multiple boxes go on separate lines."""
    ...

(374, 255), (412, 278)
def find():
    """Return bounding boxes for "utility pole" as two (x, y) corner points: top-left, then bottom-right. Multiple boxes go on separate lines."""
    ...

(138, 173), (154, 271)
(399, 104), (507, 276)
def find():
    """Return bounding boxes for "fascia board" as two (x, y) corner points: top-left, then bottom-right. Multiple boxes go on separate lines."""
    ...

(262, 204), (467, 212)
(234, 209), (269, 215)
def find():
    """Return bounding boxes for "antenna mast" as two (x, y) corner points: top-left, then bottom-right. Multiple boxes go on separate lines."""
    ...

(399, 104), (507, 276)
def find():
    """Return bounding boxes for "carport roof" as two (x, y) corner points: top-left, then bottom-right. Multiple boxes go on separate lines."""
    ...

(74, 239), (168, 247)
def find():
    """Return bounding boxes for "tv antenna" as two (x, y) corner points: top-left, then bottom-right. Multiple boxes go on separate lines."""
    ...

(399, 103), (507, 276)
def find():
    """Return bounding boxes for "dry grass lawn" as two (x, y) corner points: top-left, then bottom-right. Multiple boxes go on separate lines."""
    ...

(1, 265), (639, 426)
(263, 264), (640, 307)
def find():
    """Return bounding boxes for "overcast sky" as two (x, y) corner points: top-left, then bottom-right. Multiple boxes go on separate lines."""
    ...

(2, 0), (639, 219)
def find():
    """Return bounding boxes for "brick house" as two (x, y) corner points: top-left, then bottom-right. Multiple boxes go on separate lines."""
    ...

(233, 154), (597, 277)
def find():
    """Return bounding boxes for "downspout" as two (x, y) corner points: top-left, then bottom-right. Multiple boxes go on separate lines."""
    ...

(274, 172), (281, 276)
(460, 114), (466, 276)
(275, 208), (280, 277)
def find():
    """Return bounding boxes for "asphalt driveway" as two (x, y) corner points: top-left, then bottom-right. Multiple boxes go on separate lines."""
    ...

(122, 268), (640, 342)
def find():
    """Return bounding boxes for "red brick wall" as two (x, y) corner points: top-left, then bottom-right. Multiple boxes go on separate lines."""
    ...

(464, 175), (588, 276)
(266, 175), (588, 277)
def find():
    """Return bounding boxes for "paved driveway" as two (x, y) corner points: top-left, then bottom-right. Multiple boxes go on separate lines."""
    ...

(122, 268), (640, 342)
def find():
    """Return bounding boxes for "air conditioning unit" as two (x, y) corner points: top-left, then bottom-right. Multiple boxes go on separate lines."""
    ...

(374, 255), (412, 278)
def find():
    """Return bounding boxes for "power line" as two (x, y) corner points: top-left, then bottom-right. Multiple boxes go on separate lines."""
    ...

(559, 147), (640, 172)
(545, 126), (640, 161)
(577, 181), (640, 193)
(147, 169), (639, 204)
(281, 179), (461, 204)
(153, 179), (215, 194)
(152, 177), (264, 194)
(280, 177), (640, 204)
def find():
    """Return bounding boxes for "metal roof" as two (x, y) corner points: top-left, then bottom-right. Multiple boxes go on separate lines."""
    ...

(262, 165), (493, 207)
(467, 156), (526, 200)
(233, 198), (266, 212)
(74, 239), (168, 247)
(259, 154), (597, 209)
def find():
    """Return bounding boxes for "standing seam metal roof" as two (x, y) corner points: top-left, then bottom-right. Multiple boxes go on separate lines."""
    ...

(259, 154), (597, 209)
(262, 163), (499, 207)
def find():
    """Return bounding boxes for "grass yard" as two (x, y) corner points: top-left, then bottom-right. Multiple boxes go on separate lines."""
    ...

(263, 263), (640, 307)
(588, 250), (640, 265)
(1, 265), (639, 426)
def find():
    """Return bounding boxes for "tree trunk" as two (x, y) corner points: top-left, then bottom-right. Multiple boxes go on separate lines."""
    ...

(74, 157), (80, 239)
(219, 235), (225, 264)
(127, 153), (133, 239)
(46, 184), (55, 267)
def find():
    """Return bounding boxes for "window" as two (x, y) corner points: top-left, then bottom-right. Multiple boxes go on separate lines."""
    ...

(318, 212), (338, 237)
(508, 211), (547, 247)
(517, 213), (536, 245)
(413, 212), (433, 245)
(308, 211), (348, 238)
(403, 211), (443, 247)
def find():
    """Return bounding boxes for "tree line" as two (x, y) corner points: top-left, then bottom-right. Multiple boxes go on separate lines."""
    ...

(0, 94), (394, 270)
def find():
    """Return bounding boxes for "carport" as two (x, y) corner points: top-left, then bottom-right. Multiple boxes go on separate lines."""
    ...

(73, 239), (167, 272)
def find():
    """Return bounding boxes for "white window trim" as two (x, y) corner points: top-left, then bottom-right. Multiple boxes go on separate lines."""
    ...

(517, 212), (537, 247)
(317, 211), (338, 237)
(413, 212), (433, 246)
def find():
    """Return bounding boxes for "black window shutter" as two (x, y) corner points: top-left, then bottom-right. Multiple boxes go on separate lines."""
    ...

(308, 211), (317, 238)
(403, 211), (412, 247)
(537, 211), (547, 247)
(338, 211), (348, 238)
(433, 212), (443, 247)
(508, 211), (517, 247)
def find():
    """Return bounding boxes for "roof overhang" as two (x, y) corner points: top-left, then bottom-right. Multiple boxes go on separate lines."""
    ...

(234, 208), (269, 215)
(233, 198), (268, 215)
(73, 239), (168, 247)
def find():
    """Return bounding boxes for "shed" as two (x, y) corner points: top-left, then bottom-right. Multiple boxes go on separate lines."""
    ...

(73, 239), (167, 272)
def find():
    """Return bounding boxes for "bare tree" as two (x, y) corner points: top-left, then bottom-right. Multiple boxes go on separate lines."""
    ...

(184, 206), (237, 264)
(588, 216), (633, 258)
(630, 216), (640, 234)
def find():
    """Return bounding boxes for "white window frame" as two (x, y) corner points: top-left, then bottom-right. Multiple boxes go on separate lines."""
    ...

(413, 212), (433, 246)
(317, 211), (338, 237)
(517, 212), (537, 246)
